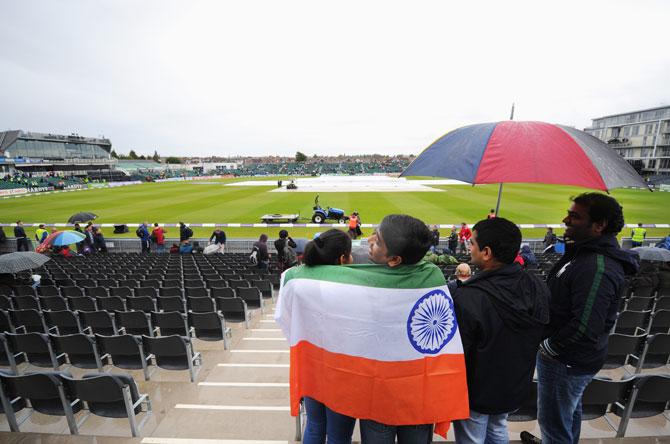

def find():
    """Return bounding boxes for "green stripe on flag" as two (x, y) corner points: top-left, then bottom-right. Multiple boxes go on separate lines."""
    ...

(283, 261), (446, 289)
(578, 254), (605, 334)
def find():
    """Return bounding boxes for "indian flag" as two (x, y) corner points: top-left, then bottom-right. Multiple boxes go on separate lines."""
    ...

(275, 261), (469, 437)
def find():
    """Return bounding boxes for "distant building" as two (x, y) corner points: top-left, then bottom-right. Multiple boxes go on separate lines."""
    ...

(0, 129), (116, 175)
(584, 106), (670, 175)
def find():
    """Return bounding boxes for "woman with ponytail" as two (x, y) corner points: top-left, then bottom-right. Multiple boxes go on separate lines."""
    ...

(300, 229), (355, 443)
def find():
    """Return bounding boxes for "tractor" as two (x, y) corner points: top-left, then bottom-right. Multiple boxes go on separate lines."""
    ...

(312, 195), (348, 224)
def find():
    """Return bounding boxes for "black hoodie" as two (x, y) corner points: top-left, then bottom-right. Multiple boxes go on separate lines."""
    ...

(541, 234), (640, 373)
(453, 263), (550, 414)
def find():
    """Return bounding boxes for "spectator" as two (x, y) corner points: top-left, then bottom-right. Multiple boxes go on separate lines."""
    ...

(252, 234), (270, 271)
(179, 222), (193, 242)
(151, 223), (166, 253)
(73, 223), (85, 254)
(487, 208), (496, 219)
(84, 222), (95, 253)
(543, 227), (557, 249)
(348, 212), (359, 239)
(448, 263), (472, 293)
(169, 243), (180, 254)
(0, 226), (6, 244)
(14, 221), (30, 251)
(656, 233), (670, 250)
(519, 244), (537, 267)
(179, 240), (193, 254)
(138, 222), (151, 253)
(360, 214), (438, 442)
(274, 229), (297, 272)
(631, 222), (646, 247)
(209, 228), (227, 253)
(35, 224), (48, 244)
(59, 245), (74, 258)
(430, 225), (440, 253)
(522, 193), (640, 444)
(92, 227), (107, 253)
(458, 222), (472, 254)
(300, 229), (355, 442)
(448, 226), (458, 254)
(453, 218), (550, 444)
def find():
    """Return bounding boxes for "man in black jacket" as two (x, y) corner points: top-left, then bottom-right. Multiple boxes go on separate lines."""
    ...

(453, 217), (550, 443)
(14, 220), (30, 251)
(523, 193), (639, 444)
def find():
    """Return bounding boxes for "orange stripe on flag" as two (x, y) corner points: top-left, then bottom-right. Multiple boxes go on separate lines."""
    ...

(289, 340), (469, 437)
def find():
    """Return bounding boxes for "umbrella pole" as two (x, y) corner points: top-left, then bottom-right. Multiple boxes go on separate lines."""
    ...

(495, 184), (503, 217)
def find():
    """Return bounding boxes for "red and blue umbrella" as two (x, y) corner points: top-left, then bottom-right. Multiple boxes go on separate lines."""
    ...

(401, 121), (646, 191)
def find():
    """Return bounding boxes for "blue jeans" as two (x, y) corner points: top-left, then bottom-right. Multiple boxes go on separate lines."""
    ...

(359, 419), (432, 444)
(303, 397), (355, 444)
(536, 352), (595, 444)
(453, 410), (509, 444)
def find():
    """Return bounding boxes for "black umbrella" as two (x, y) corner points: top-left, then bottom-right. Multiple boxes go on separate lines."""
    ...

(0, 252), (51, 274)
(68, 212), (98, 224)
(631, 247), (670, 262)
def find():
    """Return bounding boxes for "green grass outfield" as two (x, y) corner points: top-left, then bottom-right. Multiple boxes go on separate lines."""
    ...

(1, 177), (669, 240)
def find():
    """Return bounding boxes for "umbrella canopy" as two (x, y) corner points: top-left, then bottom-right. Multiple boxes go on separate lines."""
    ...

(68, 212), (98, 224)
(401, 121), (646, 191)
(0, 252), (51, 274)
(51, 230), (86, 246)
(631, 247), (670, 262)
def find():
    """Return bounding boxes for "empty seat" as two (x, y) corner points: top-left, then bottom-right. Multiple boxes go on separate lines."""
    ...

(115, 311), (156, 336)
(251, 279), (273, 299)
(188, 312), (231, 348)
(649, 310), (670, 335)
(79, 311), (121, 336)
(160, 287), (183, 298)
(126, 296), (157, 313)
(615, 310), (651, 335)
(134, 287), (157, 298)
(211, 287), (236, 299)
(228, 279), (250, 290)
(13, 286), (35, 297)
(45, 310), (86, 336)
(61, 286), (85, 298)
(0, 295), (12, 310)
(5, 332), (66, 370)
(626, 296), (656, 312)
(162, 280), (181, 289)
(185, 287), (209, 298)
(157, 296), (185, 313)
(215, 297), (249, 328)
(97, 296), (127, 312)
(142, 335), (202, 382)
(581, 376), (634, 433)
(63, 373), (152, 437)
(96, 334), (152, 380)
(9, 309), (51, 333)
(50, 333), (108, 371)
(39, 296), (68, 311)
(615, 374), (670, 437)
(655, 296), (670, 312)
(0, 333), (26, 373)
(151, 311), (190, 337)
(603, 333), (646, 370)
(639, 333), (670, 370)
(110, 287), (134, 298)
(85, 287), (109, 298)
(187, 296), (215, 313)
(237, 287), (263, 312)
(0, 371), (81, 434)
(67, 296), (98, 311)
(631, 286), (655, 298)
(13, 296), (40, 310)
(207, 280), (228, 289)
(37, 286), (60, 297)
(140, 279), (161, 289)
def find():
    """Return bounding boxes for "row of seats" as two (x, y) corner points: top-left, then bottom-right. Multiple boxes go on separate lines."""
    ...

(0, 370), (151, 437)
(1, 309), (234, 349)
(509, 374), (670, 438)
(614, 309), (670, 336)
(0, 331), (202, 382)
(604, 332), (670, 373)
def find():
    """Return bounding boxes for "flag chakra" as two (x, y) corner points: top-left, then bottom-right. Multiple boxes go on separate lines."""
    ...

(407, 290), (457, 354)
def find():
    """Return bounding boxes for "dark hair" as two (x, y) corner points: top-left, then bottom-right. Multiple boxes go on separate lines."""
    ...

(154, 223), (159, 227)
(472, 217), (522, 264)
(572, 193), (625, 235)
(378, 214), (433, 265)
(259, 234), (268, 242)
(303, 229), (352, 266)
(279, 230), (289, 239)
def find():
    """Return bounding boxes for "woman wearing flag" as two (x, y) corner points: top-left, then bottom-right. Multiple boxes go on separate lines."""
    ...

(300, 229), (356, 443)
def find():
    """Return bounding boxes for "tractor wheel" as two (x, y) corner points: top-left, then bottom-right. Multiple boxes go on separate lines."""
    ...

(312, 214), (324, 224)
(338, 218), (346, 224)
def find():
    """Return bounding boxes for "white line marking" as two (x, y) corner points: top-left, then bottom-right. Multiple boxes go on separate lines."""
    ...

(259, 320), (276, 323)
(243, 338), (286, 341)
(199, 382), (288, 387)
(230, 350), (290, 354)
(250, 329), (281, 332)
(142, 438), (289, 444)
(175, 404), (290, 411)
(218, 363), (289, 368)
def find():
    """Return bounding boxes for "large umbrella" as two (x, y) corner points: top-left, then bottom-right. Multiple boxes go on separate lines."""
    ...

(51, 230), (86, 246)
(401, 121), (647, 212)
(0, 252), (51, 274)
(68, 212), (98, 224)
(631, 247), (670, 262)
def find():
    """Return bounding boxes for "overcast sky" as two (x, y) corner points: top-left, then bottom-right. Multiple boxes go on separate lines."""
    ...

(1, 0), (669, 157)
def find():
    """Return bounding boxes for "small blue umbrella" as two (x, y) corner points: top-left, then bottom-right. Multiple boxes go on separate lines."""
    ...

(51, 230), (86, 246)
